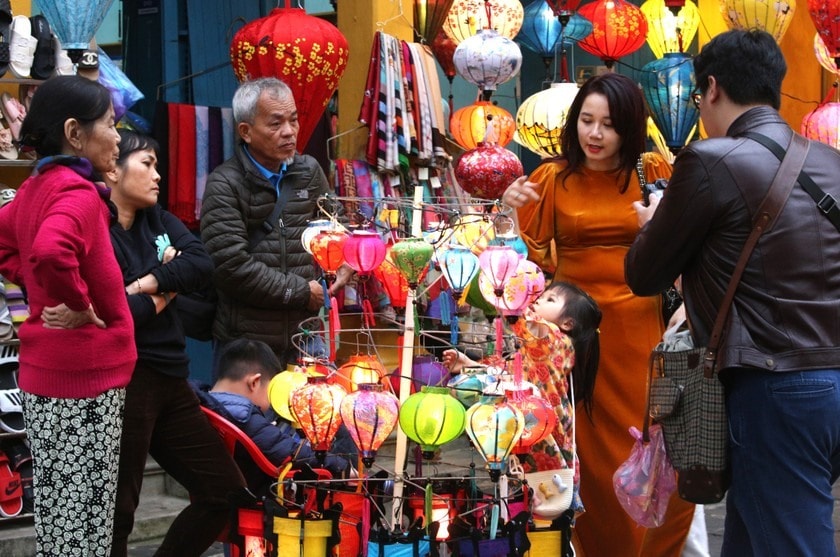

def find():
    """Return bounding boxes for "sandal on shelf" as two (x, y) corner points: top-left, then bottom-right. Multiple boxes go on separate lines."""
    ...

(0, 92), (26, 143)
(52, 36), (74, 76)
(0, 116), (17, 161)
(4, 441), (31, 514)
(0, 344), (23, 434)
(0, 450), (22, 518)
(0, 0), (11, 78)
(8, 14), (35, 79)
(28, 15), (53, 80)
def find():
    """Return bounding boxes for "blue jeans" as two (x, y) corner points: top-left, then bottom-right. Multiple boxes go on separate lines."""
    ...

(722, 368), (840, 557)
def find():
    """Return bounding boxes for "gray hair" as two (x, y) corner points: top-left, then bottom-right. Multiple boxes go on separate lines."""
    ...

(231, 77), (294, 125)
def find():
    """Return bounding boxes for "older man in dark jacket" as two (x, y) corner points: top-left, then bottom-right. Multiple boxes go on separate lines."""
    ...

(201, 77), (350, 368)
(626, 30), (840, 556)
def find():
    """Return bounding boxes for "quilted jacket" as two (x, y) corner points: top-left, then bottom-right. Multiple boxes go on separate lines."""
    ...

(200, 146), (331, 356)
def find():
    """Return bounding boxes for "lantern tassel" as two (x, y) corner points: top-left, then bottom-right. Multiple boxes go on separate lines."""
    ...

(494, 316), (504, 360)
(362, 298), (376, 329)
(451, 314), (459, 346)
(513, 351), (523, 387)
(425, 483), (434, 535)
(439, 293), (451, 326)
(329, 297), (340, 357)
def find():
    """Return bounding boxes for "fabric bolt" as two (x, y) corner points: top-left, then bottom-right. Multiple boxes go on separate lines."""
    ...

(194, 105), (210, 224)
(110, 365), (244, 557)
(167, 103), (179, 213)
(517, 155), (695, 556)
(3, 280), (27, 325)
(220, 107), (235, 161)
(207, 107), (224, 176)
(23, 388), (125, 557)
(400, 41), (419, 159)
(172, 104), (197, 229)
(416, 44), (448, 162)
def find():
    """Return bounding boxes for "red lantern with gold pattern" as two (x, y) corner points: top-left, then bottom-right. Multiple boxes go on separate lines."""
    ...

(373, 245), (410, 309)
(455, 143), (524, 200)
(311, 230), (348, 279)
(450, 100), (516, 149)
(230, 3), (349, 152)
(577, 0), (649, 69)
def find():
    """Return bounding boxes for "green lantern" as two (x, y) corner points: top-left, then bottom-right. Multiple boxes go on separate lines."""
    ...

(390, 237), (434, 288)
(398, 386), (466, 460)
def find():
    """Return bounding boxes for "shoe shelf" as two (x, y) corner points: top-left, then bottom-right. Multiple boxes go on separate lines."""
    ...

(0, 78), (43, 86)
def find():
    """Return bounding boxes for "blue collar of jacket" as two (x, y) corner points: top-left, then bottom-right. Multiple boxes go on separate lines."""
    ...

(243, 146), (287, 197)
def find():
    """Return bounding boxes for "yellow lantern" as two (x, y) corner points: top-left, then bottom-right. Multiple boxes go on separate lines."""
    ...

(641, 0), (700, 58)
(718, 0), (796, 44)
(450, 100), (516, 149)
(443, 0), (525, 45)
(452, 214), (496, 255)
(514, 82), (580, 159)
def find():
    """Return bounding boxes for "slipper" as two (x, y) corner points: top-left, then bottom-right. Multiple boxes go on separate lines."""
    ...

(28, 15), (53, 80)
(52, 36), (74, 76)
(0, 450), (21, 518)
(0, 92), (25, 143)
(0, 344), (22, 434)
(0, 0), (11, 78)
(8, 15), (35, 79)
(18, 83), (35, 112)
(0, 116), (17, 161)
(5, 441), (32, 514)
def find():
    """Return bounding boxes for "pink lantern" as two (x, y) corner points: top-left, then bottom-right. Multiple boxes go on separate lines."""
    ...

(478, 245), (521, 297)
(518, 258), (546, 304)
(478, 268), (530, 318)
(455, 143), (524, 200)
(802, 102), (840, 149)
(343, 230), (387, 276)
(340, 383), (400, 468)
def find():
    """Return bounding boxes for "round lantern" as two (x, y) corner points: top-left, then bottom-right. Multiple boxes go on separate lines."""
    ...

(268, 368), (310, 425)
(802, 102), (840, 149)
(577, 0), (649, 69)
(373, 246), (410, 309)
(815, 33), (840, 75)
(465, 394), (525, 481)
(453, 214), (496, 254)
(450, 101), (516, 149)
(478, 250), (532, 319)
(343, 230), (387, 276)
(439, 244), (481, 295)
(453, 29), (523, 95)
(399, 386), (467, 460)
(302, 219), (334, 255)
(414, 0), (458, 43)
(390, 237), (435, 288)
(443, 0), (525, 44)
(514, 82), (580, 158)
(447, 368), (497, 408)
(478, 245), (523, 296)
(289, 375), (347, 459)
(562, 14), (594, 44)
(810, 0), (840, 64)
(640, 53), (700, 154)
(546, 0), (584, 17)
(310, 229), (348, 278)
(455, 143), (524, 200)
(517, 0), (564, 66)
(411, 354), (451, 391)
(335, 354), (388, 392)
(230, 6), (349, 152)
(720, 0), (796, 44)
(640, 0), (700, 58)
(506, 388), (558, 455)
(339, 383), (400, 468)
(518, 258), (547, 304)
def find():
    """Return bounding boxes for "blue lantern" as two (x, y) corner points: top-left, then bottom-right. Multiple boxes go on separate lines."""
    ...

(439, 245), (481, 296)
(36, 0), (115, 60)
(517, 0), (563, 60)
(561, 13), (593, 45)
(640, 52), (699, 155)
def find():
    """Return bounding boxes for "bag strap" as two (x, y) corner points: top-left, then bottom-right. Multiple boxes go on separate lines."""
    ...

(742, 132), (840, 233)
(703, 133), (810, 378)
(247, 166), (290, 250)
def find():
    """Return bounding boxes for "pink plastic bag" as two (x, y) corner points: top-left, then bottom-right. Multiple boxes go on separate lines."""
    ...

(613, 423), (677, 527)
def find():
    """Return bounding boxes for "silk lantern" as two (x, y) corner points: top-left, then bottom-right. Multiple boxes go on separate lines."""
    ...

(268, 368), (310, 427)
(335, 354), (388, 392)
(455, 143), (524, 200)
(439, 244), (481, 296)
(301, 219), (334, 255)
(802, 102), (840, 149)
(640, 53), (699, 154)
(490, 232), (528, 258)
(577, 0), (649, 69)
(448, 367), (496, 408)
(412, 354), (451, 391)
(443, 0), (525, 44)
(343, 229), (387, 326)
(453, 29), (523, 98)
(514, 82), (580, 158)
(720, 0), (796, 44)
(450, 101), (516, 149)
(390, 238), (434, 288)
(35, 0), (114, 60)
(810, 0), (840, 64)
(563, 13), (594, 44)
(432, 31), (459, 114)
(340, 383), (400, 468)
(373, 246), (410, 309)
(289, 375), (347, 461)
(640, 0), (700, 57)
(453, 214), (496, 254)
(815, 33), (840, 75)
(478, 263), (531, 319)
(399, 386), (467, 460)
(311, 229), (348, 280)
(546, 0), (584, 17)
(517, 0), (564, 81)
(518, 258), (547, 304)
(506, 388), (558, 455)
(414, 0), (457, 43)
(230, 5), (349, 152)
(465, 394), (525, 481)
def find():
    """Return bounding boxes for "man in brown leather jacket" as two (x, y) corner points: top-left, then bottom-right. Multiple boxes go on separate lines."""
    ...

(626, 30), (840, 556)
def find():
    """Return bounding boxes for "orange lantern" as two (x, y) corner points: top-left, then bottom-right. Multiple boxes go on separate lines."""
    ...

(289, 375), (347, 459)
(310, 229), (348, 279)
(229, 3), (349, 152)
(335, 354), (389, 392)
(373, 245), (410, 309)
(450, 100), (516, 149)
(577, 0), (649, 69)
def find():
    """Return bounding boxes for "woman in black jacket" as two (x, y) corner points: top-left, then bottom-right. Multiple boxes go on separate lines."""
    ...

(105, 129), (245, 557)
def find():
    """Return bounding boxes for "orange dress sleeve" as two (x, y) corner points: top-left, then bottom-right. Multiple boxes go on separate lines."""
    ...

(517, 160), (566, 275)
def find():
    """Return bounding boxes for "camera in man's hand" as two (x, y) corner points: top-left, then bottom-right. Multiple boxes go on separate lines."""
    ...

(643, 178), (668, 206)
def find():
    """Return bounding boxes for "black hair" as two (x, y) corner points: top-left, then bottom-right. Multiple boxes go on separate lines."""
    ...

(544, 281), (601, 419)
(693, 29), (785, 110)
(116, 129), (160, 165)
(216, 338), (282, 383)
(559, 72), (647, 193)
(19, 75), (113, 157)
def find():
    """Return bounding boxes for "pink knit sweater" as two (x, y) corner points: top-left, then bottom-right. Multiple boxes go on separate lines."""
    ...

(0, 163), (136, 398)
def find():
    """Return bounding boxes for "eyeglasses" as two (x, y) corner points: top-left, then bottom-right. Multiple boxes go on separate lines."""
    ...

(691, 89), (702, 109)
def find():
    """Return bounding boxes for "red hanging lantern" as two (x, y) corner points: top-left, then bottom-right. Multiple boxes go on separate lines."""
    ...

(230, 3), (349, 152)
(506, 388), (558, 455)
(450, 100), (516, 149)
(455, 143), (524, 200)
(311, 230), (348, 279)
(373, 246), (410, 309)
(810, 0), (840, 66)
(577, 0), (649, 69)
(289, 375), (347, 460)
(546, 0), (584, 17)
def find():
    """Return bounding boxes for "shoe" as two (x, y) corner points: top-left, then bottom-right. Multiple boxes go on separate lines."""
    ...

(0, 115), (17, 160)
(0, 0), (11, 78)
(18, 83), (35, 112)
(8, 14), (34, 78)
(28, 15), (53, 80)
(4, 441), (31, 514)
(0, 450), (21, 518)
(52, 36), (73, 76)
(0, 92), (25, 143)
(0, 343), (22, 434)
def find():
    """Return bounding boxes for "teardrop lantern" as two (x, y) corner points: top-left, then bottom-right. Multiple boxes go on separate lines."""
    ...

(465, 394), (525, 481)
(373, 245), (410, 309)
(390, 238), (435, 288)
(289, 375), (347, 461)
(439, 244), (481, 296)
(802, 102), (840, 149)
(577, 0), (649, 69)
(514, 82), (580, 158)
(810, 0), (840, 65)
(517, 0), (564, 80)
(455, 143), (524, 200)
(443, 0), (526, 44)
(340, 383), (400, 468)
(640, 0), (700, 58)
(506, 388), (558, 455)
(453, 29), (523, 98)
(450, 100), (516, 149)
(230, 4), (349, 152)
(640, 52), (699, 155)
(310, 229), (349, 280)
(720, 0), (796, 44)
